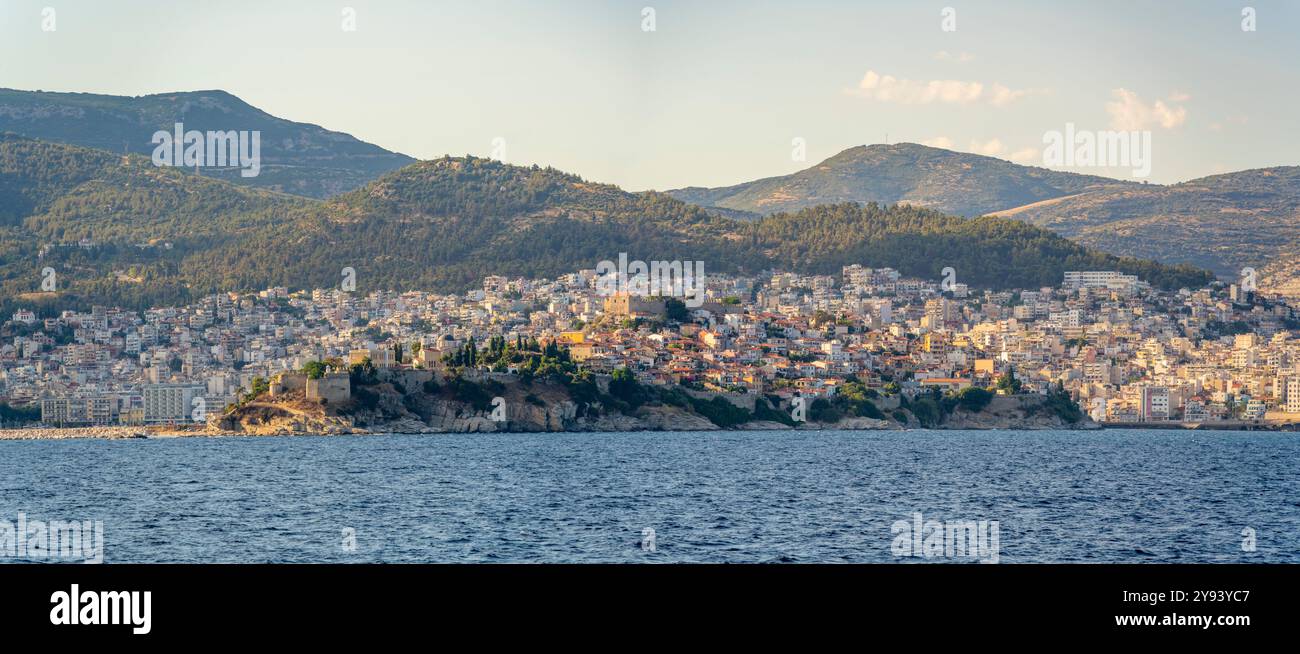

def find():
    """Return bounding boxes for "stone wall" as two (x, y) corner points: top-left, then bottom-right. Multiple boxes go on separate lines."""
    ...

(271, 372), (307, 397)
(306, 373), (351, 403)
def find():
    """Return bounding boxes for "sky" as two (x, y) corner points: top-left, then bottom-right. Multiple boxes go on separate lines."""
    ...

(1, 0), (1297, 190)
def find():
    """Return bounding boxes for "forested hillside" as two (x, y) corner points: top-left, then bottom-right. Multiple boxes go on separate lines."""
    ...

(0, 137), (1212, 316)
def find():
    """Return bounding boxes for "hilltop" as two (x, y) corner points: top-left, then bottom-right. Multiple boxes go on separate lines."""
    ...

(0, 135), (1212, 316)
(990, 166), (1300, 279)
(668, 143), (1132, 218)
(0, 88), (415, 198)
(668, 142), (1300, 286)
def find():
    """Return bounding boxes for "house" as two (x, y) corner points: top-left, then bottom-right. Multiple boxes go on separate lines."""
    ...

(918, 378), (973, 393)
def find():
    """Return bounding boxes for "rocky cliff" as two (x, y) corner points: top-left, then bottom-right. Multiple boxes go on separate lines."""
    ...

(934, 396), (1100, 430)
(213, 373), (1094, 436)
(214, 374), (724, 436)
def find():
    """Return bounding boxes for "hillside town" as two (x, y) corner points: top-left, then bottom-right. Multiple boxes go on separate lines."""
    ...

(3, 263), (1298, 429)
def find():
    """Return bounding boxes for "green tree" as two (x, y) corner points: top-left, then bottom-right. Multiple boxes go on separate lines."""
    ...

(608, 367), (646, 408)
(996, 368), (1022, 394)
(664, 298), (689, 322)
(302, 360), (327, 379)
(349, 358), (378, 386)
(250, 376), (270, 397)
(909, 397), (941, 426)
(956, 387), (993, 412)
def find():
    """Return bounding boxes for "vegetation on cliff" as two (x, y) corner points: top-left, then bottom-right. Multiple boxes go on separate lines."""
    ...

(217, 343), (1089, 433)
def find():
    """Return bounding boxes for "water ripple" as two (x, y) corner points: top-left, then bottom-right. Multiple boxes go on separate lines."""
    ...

(0, 429), (1296, 563)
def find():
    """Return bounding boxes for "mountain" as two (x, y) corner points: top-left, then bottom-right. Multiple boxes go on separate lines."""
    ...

(187, 158), (1209, 296)
(990, 167), (1300, 279)
(670, 143), (1300, 287)
(0, 133), (305, 309)
(0, 88), (415, 198)
(0, 135), (1211, 315)
(667, 143), (1132, 218)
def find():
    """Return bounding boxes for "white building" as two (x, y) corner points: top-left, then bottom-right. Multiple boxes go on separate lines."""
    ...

(1184, 400), (1208, 422)
(1139, 386), (1169, 421)
(1287, 377), (1300, 414)
(143, 383), (206, 424)
(1063, 271), (1140, 293)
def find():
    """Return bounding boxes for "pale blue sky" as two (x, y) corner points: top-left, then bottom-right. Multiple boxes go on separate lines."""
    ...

(2, 0), (1296, 190)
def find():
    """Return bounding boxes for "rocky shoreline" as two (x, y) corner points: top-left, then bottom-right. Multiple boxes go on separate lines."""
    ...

(1, 383), (1111, 441)
(0, 417), (1103, 441)
(27, 419), (1300, 441)
(0, 425), (199, 440)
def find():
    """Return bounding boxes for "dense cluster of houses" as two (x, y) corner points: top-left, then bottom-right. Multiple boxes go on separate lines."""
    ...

(4, 262), (1297, 427)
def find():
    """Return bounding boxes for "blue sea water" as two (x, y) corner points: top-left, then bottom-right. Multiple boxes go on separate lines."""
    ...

(0, 429), (1296, 563)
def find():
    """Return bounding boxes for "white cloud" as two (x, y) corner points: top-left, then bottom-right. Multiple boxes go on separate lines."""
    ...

(946, 139), (1041, 164)
(969, 138), (1006, 156)
(920, 137), (1038, 163)
(988, 84), (1030, 107)
(849, 70), (1041, 107)
(1106, 88), (1188, 130)
(852, 70), (983, 104)
(921, 136), (1038, 163)
(933, 50), (975, 63)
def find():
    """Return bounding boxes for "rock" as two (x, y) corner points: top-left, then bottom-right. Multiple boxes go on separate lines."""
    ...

(735, 420), (792, 430)
(636, 406), (718, 431)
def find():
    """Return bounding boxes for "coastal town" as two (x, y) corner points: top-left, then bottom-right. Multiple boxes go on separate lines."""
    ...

(2, 263), (1298, 431)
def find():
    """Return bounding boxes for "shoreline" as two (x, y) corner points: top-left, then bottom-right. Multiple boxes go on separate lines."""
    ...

(0, 426), (197, 441)
(3, 422), (1293, 441)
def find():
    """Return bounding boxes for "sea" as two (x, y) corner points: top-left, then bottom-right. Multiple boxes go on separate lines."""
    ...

(1, 429), (1296, 563)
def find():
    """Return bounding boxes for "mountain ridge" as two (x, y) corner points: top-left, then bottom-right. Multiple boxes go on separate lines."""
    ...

(667, 143), (1137, 218)
(667, 142), (1300, 285)
(0, 135), (1211, 315)
(0, 87), (416, 199)
(989, 165), (1300, 277)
